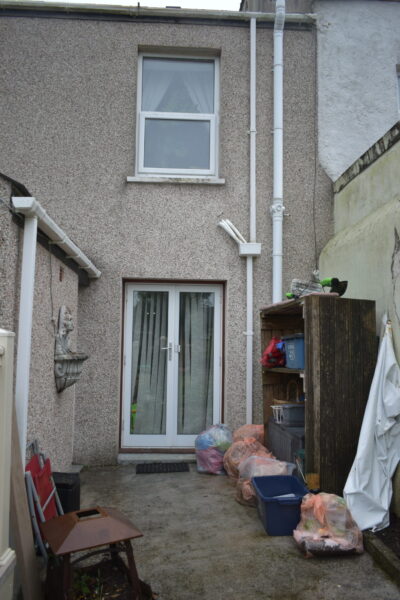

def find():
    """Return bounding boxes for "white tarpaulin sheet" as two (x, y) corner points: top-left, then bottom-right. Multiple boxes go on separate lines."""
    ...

(344, 320), (400, 531)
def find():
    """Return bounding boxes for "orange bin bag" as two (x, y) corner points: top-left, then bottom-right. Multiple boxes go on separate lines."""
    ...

(223, 437), (273, 481)
(293, 493), (363, 558)
(233, 424), (264, 446)
(236, 455), (289, 506)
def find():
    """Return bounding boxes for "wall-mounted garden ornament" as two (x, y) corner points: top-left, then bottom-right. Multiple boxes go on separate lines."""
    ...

(54, 306), (88, 393)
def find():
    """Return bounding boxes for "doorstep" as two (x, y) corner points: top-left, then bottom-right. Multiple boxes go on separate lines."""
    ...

(363, 531), (400, 587)
(117, 453), (196, 464)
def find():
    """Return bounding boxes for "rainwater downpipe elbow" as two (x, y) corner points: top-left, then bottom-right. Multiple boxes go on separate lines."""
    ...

(271, 0), (285, 304)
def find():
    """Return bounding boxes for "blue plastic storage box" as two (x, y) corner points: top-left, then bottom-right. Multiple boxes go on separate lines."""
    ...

(282, 334), (305, 369)
(252, 475), (308, 536)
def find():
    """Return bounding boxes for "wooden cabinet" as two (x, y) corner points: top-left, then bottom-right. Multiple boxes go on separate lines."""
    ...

(260, 295), (377, 495)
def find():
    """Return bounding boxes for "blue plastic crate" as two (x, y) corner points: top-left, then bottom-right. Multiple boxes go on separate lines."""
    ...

(282, 334), (305, 369)
(252, 475), (308, 536)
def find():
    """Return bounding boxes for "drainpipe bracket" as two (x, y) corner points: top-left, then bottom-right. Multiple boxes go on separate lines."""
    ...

(239, 242), (261, 256)
(270, 203), (285, 217)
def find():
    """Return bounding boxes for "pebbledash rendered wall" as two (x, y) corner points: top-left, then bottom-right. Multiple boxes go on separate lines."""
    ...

(0, 8), (332, 465)
(315, 0), (400, 182)
(319, 123), (400, 516)
(0, 176), (80, 471)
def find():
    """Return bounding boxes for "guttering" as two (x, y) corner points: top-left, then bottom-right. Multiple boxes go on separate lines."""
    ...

(0, 1), (315, 25)
(12, 197), (100, 464)
(12, 197), (101, 279)
(271, 0), (285, 303)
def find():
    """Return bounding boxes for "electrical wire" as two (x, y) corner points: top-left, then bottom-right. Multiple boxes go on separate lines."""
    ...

(49, 252), (56, 335)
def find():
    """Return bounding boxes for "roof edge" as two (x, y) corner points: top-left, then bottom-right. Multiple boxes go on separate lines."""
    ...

(0, 0), (316, 23)
(333, 121), (400, 194)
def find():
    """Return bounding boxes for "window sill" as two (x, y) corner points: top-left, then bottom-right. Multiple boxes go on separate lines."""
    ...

(126, 175), (225, 185)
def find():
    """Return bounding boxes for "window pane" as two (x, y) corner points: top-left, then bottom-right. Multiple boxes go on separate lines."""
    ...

(142, 58), (214, 113)
(144, 119), (210, 170)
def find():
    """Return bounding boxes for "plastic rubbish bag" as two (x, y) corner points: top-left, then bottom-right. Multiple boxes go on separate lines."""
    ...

(260, 337), (285, 368)
(195, 424), (233, 475)
(293, 493), (363, 558)
(236, 455), (289, 506)
(223, 438), (274, 481)
(233, 424), (264, 445)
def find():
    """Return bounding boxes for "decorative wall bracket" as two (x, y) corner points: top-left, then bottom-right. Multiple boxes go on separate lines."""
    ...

(54, 306), (88, 393)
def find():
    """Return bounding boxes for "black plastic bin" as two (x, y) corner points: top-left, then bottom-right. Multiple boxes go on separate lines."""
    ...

(53, 472), (81, 513)
(267, 417), (305, 464)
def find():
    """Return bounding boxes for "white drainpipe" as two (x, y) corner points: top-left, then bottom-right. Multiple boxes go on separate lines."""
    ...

(218, 220), (261, 425)
(12, 197), (100, 465)
(245, 16), (257, 425)
(250, 16), (257, 244)
(219, 17), (261, 424)
(14, 213), (38, 465)
(218, 17), (260, 425)
(245, 254), (254, 423)
(271, 0), (286, 303)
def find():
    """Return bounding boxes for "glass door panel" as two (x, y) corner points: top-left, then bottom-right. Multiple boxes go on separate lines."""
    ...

(177, 292), (214, 435)
(130, 290), (168, 435)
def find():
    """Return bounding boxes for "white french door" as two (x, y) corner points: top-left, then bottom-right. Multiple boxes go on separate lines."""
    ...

(121, 283), (222, 448)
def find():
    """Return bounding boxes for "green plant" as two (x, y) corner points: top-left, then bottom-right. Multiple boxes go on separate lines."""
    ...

(72, 569), (104, 600)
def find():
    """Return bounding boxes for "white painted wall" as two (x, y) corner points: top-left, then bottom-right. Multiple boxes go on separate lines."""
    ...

(316, 0), (400, 181)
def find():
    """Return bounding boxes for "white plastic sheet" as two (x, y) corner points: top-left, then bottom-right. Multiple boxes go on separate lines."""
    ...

(344, 320), (400, 531)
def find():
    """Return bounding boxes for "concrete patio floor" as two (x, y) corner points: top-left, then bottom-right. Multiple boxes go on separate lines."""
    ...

(80, 464), (400, 600)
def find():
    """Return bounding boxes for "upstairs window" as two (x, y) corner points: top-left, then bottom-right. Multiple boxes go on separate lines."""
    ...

(136, 55), (219, 177)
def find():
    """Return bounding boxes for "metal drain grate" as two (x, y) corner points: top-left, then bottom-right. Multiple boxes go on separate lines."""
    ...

(136, 462), (190, 474)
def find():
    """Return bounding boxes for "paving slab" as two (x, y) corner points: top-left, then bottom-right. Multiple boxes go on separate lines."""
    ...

(80, 464), (400, 600)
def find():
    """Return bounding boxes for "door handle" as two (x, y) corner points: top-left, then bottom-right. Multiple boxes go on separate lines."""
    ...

(161, 343), (172, 361)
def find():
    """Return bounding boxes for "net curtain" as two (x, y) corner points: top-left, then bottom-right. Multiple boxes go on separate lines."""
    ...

(131, 291), (168, 435)
(130, 290), (214, 437)
(142, 58), (214, 114)
(178, 292), (214, 435)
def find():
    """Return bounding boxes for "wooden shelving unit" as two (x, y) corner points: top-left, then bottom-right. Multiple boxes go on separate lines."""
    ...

(260, 295), (377, 495)
(266, 367), (304, 375)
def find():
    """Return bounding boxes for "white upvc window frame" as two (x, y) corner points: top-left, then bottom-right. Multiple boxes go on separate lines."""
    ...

(135, 53), (220, 179)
